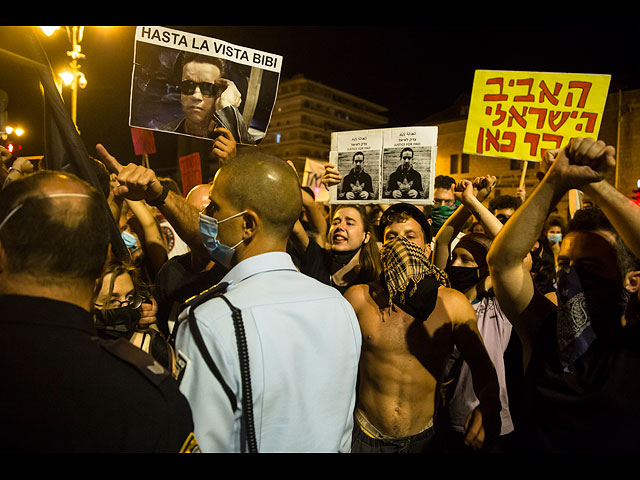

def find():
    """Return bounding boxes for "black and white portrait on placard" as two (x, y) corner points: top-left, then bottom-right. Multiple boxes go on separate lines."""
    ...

(330, 126), (437, 205)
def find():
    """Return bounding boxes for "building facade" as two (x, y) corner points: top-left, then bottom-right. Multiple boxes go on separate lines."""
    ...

(252, 74), (389, 173)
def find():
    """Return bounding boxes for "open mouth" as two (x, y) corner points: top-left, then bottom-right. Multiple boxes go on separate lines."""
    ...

(332, 233), (347, 244)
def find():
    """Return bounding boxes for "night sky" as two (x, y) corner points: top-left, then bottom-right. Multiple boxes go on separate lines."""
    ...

(1, 24), (639, 171)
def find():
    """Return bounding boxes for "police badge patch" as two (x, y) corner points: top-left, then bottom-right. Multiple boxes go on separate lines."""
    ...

(174, 349), (189, 385)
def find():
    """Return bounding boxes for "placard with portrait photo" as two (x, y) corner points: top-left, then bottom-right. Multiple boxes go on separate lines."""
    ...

(330, 126), (437, 205)
(129, 26), (282, 146)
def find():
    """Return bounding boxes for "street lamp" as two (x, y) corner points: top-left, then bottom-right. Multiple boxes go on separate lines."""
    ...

(40, 26), (87, 127)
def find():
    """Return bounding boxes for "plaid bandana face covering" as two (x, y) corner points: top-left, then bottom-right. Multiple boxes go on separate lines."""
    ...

(380, 235), (449, 321)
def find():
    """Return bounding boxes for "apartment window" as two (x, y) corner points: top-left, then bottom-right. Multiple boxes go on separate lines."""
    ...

(461, 154), (470, 174)
(450, 154), (459, 174)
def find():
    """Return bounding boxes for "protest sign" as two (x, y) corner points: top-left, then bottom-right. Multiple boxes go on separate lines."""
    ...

(129, 26), (282, 146)
(130, 127), (156, 156)
(330, 126), (437, 205)
(463, 70), (611, 162)
(302, 158), (330, 202)
(178, 152), (202, 196)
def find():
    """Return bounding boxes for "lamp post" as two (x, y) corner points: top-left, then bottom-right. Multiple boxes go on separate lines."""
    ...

(41, 26), (87, 128)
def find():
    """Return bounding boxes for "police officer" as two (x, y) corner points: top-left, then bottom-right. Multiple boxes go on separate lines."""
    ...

(0, 170), (199, 452)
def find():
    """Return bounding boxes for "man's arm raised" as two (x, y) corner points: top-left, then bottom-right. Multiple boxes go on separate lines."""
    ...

(572, 137), (640, 259)
(96, 143), (206, 260)
(487, 138), (616, 366)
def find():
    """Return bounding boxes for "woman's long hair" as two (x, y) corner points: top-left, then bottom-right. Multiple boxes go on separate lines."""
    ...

(331, 204), (382, 285)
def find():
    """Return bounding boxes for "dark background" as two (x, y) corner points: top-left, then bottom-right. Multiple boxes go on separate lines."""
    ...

(1, 24), (639, 176)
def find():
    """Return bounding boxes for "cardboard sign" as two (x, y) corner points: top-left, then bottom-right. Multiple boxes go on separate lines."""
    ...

(130, 127), (156, 155)
(330, 126), (437, 205)
(129, 26), (282, 146)
(463, 70), (611, 162)
(302, 158), (330, 203)
(178, 152), (202, 196)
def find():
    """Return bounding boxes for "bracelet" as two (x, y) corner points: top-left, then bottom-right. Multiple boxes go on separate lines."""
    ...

(146, 183), (169, 207)
(8, 166), (23, 175)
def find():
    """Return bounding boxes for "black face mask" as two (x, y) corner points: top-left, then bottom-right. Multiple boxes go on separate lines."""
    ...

(332, 245), (363, 266)
(445, 265), (480, 293)
(94, 306), (141, 339)
(556, 266), (625, 369)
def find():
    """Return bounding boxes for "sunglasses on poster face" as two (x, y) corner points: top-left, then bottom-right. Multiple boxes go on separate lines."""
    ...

(180, 80), (220, 97)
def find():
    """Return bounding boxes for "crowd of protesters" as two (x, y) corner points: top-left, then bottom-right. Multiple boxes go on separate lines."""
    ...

(1, 128), (639, 454)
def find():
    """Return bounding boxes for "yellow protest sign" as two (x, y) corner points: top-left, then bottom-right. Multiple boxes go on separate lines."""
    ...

(463, 70), (611, 162)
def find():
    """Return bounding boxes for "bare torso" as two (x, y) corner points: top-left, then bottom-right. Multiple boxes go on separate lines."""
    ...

(345, 281), (459, 438)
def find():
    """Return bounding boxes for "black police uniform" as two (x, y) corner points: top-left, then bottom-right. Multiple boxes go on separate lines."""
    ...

(0, 294), (199, 453)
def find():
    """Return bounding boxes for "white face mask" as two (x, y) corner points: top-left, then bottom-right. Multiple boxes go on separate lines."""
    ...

(198, 210), (246, 268)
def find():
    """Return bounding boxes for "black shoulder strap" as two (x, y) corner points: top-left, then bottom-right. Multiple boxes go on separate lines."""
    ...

(185, 282), (238, 412)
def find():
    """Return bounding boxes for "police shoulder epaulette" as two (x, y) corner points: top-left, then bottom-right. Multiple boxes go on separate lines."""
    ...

(98, 337), (170, 386)
(184, 282), (231, 310)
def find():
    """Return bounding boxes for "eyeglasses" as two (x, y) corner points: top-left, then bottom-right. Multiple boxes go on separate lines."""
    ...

(95, 295), (143, 310)
(433, 199), (455, 206)
(180, 80), (220, 98)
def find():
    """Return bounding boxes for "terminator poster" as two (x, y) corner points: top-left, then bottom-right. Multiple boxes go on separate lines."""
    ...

(129, 26), (282, 145)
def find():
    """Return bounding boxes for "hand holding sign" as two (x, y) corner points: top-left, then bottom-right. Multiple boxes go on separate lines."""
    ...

(211, 127), (237, 164)
(96, 143), (164, 203)
(322, 163), (342, 189)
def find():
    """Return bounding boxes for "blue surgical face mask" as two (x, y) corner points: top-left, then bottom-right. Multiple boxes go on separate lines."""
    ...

(199, 210), (246, 268)
(548, 233), (563, 244)
(121, 231), (139, 252)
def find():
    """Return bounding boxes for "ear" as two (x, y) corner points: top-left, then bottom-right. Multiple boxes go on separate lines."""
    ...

(363, 231), (370, 245)
(624, 270), (640, 293)
(241, 210), (259, 239)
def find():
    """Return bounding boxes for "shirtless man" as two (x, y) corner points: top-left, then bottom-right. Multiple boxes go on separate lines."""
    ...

(344, 204), (501, 452)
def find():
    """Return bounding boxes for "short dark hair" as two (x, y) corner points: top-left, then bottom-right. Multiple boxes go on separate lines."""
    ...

(0, 171), (111, 284)
(434, 175), (455, 190)
(176, 51), (226, 81)
(489, 195), (521, 213)
(569, 207), (640, 275)
(400, 147), (414, 157)
(380, 203), (432, 244)
(545, 214), (567, 234)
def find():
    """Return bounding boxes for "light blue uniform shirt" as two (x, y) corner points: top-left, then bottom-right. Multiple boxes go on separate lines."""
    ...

(175, 252), (362, 453)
